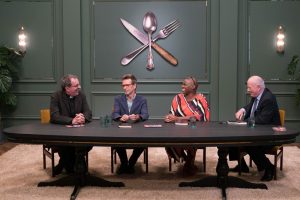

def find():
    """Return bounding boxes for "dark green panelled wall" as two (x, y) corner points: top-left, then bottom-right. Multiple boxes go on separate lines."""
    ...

(0, 0), (299, 142)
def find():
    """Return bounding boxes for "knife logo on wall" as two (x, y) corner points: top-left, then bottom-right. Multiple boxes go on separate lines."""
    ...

(120, 12), (181, 70)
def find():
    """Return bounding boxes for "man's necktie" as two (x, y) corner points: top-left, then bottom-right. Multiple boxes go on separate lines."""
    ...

(250, 98), (258, 119)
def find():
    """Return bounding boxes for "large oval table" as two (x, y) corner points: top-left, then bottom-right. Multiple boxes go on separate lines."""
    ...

(3, 120), (299, 200)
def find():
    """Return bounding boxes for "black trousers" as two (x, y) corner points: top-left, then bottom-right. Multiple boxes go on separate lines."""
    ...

(228, 146), (273, 171)
(246, 146), (273, 171)
(56, 145), (92, 172)
(115, 147), (144, 167)
(228, 147), (241, 161)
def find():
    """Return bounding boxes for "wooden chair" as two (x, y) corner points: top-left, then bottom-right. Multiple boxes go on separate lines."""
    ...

(168, 147), (206, 172)
(111, 147), (149, 173)
(239, 109), (285, 180)
(42, 145), (89, 177)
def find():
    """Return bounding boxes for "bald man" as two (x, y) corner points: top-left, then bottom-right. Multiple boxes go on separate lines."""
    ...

(229, 75), (280, 181)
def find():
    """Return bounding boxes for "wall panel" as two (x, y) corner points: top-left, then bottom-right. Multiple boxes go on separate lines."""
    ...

(6, 93), (52, 119)
(92, 0), (208, 82)
(275, 93), (300, 122)
(0, 0), (57, 82)
(0, 0), (62, 123)
(249, 1), (300, 81)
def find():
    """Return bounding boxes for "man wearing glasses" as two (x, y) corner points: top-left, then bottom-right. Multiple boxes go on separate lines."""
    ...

(112, 74), (149, 174)
(50, 74), (92, 175)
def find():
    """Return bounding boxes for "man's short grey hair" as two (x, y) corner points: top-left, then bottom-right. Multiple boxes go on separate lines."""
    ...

(61, 74), (78, 91)
(249, 75), (265, 89)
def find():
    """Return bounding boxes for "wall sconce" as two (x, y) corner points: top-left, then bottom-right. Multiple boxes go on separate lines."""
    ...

(18, 26), (27, 56)
(276, 25), (285, 54)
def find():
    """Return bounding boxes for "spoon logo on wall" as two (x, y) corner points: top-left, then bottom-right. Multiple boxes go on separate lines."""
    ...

(120, 12), (181, 70)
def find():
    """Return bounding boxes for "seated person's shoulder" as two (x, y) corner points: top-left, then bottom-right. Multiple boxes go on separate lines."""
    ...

(115, 94), (123, 99)
(51, 90), (62, 98)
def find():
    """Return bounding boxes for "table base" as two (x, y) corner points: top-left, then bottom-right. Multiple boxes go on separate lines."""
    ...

(38, 173), (124, 200)
(179, 176), (267, 200)
(179, 147), (268, 200)
(38, 147), (124, 200)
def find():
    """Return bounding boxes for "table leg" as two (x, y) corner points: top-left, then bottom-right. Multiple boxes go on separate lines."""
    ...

(179, 147), (267, 200)
(38, 147), (124, 200)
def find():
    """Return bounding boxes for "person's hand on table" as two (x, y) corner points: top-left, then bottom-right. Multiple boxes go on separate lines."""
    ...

(235, 109), (245, 122)
(164, 114), (177, 123)
(72, 113), (85, 124)
(120, 114), (130, 122)
(129, 114), (140, 122)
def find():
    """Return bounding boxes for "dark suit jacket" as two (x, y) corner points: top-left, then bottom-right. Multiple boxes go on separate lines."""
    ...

(244, 88), (280, 125)
(229, 88), (281, 161)
(50, 90), (92, 125)
(112, 94), (149, 121)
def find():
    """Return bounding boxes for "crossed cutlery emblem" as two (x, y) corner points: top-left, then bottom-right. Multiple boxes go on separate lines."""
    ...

(120, 13), (180, 70)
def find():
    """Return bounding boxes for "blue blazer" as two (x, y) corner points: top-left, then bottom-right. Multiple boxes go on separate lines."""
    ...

(112, 94), (149, 121)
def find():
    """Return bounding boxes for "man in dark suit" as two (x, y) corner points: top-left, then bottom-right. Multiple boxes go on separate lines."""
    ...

(229, 75), (280, 181)
(50, 74), (92, 175)
(112, 74), (149, 174)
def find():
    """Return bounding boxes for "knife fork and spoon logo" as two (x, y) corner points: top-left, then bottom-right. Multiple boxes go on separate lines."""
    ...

(120, 12), (181, 70)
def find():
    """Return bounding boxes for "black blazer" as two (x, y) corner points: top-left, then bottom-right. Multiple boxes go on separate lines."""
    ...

(50, 90), (92, 125)
(244, 88), (280, 125)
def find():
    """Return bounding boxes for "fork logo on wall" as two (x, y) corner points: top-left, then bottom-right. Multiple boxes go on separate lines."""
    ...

(120, 12), (180, 70)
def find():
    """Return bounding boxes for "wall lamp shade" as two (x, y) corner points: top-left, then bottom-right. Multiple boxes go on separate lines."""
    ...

(18, 26), (27, 55)
(276, 25), (285, 54)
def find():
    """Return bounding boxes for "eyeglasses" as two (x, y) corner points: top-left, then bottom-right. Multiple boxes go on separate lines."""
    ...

(122, 83), (133, 87)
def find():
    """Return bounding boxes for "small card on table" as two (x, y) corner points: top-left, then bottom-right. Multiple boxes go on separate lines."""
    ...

(118, 125), (132, 128)
(66, 124), (85, 128)
(175, 122), (188, 126)
(144, 124), (162, 128)
(227, 121), (247, 125)
(272, 126), (287, 132)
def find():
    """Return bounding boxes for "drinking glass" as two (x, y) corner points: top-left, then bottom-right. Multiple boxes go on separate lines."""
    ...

(40, 109), (50, 124)
(189, 116), (197, 128)
(247, 117), (255, 128)
(100, 115), (106, 127)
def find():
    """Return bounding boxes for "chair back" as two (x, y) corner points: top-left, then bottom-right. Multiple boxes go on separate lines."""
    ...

(279, 109), (285, 126)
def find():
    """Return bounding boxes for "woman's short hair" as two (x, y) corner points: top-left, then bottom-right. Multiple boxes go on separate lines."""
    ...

(186, 76), (198, 91)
